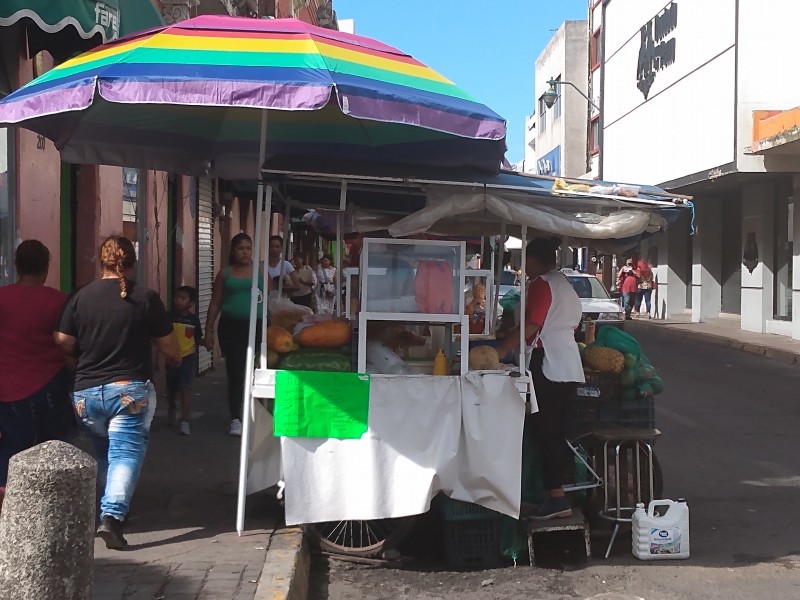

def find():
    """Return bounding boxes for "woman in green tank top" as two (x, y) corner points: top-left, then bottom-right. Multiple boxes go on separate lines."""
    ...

(204, 233), (267, 436)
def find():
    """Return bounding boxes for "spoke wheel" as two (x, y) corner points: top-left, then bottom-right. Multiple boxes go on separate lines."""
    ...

(305, 517), (418, 558)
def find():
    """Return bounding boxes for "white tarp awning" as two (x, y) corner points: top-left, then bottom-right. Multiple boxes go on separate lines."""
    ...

(388, 187), (668, 242)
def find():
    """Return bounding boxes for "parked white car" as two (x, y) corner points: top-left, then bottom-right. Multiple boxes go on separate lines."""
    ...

(560, 268), (625, 337)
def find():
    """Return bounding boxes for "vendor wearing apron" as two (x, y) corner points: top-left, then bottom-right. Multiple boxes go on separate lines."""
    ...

(497, 237), (585, 520)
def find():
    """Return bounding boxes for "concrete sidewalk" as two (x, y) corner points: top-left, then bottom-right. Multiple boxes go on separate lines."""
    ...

(627, 314), (800, 366)
(88, 367), (306, 600)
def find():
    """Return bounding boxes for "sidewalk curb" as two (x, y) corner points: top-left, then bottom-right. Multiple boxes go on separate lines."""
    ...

(255, 527), (310, 600)
(630, 321), (800, 367)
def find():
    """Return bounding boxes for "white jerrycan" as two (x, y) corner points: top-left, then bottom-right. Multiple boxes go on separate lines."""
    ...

(632, 498), (690, 560)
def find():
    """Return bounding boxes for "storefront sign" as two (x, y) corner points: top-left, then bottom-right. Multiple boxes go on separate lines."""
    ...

(637, 1), (678, 99)
(536, 145), (561, 177)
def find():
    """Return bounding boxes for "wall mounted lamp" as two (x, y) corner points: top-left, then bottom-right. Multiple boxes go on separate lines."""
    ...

(542, 78), (600, 112)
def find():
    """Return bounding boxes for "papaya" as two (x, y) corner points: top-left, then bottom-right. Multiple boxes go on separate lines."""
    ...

(267, 326), (296, 354)
(295, 320), (352, 348)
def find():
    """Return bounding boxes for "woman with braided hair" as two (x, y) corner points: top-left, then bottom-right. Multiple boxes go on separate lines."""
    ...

(56, 235), (181, 550)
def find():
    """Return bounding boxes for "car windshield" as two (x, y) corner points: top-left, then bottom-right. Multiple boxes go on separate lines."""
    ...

(567, 276), (610, 299)
(499, 271), (517, 286)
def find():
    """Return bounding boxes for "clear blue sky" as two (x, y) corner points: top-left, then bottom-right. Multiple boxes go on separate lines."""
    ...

(335, 0), (590, 164)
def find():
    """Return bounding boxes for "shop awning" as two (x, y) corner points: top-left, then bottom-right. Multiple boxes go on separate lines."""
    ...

(0, 0), (164, 63)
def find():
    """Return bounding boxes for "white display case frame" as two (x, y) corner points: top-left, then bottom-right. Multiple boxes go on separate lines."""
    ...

(356, 238), (469, 375)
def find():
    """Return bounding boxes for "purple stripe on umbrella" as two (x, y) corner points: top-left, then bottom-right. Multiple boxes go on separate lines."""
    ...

(0, 81), (96, 123)
(337, 92), (507, 140)
(98, 80), (334, 111)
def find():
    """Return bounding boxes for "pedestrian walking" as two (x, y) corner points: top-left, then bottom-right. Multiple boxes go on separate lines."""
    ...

(315, 254), (337, 315)
(267, 235), (300, 297)
(291, 255), (316, 309)
(636, 259), (655, 318)
(55, 235), (181, 549)
(0, 240), (75, 511)
(204, 233), (267, 437)
(166, 285), (204, 435)
(617, 258), (639, 319)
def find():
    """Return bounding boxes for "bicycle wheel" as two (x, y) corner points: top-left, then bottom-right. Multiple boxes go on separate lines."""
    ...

(304, 516), (418, 558)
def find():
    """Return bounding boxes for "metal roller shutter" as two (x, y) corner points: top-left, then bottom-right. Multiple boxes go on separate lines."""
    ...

(197, 177), (214, 373)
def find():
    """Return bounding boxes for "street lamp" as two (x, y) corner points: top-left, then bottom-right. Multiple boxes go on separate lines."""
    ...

(542, 78), (600, 112)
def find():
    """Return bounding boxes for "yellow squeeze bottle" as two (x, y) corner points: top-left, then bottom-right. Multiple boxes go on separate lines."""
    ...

(433, 350), (449, 376)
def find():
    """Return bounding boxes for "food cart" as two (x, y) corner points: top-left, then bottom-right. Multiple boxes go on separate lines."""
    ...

(240, 166), (691, 556)
(0, 13), (692, 560)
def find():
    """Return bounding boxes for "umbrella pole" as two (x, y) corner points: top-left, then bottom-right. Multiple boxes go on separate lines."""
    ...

(237, 110), (270, 536)
(519, 225), (527, 371)
(336, 181), (347, 317)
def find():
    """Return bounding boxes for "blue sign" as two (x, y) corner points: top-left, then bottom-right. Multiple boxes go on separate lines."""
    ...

(536, 146), (561, 176)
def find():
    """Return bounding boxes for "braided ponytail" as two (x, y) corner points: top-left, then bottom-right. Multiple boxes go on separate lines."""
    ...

(99, 236), (136, 298)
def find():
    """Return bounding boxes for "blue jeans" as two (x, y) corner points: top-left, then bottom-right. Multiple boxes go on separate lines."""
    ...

(638, 289), (653, 314)
(622, 292), (636, 317)
(0, 368), (75, 486)
(72, 381), (156, 521)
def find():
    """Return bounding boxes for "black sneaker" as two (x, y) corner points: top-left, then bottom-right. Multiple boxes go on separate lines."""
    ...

(528, 495), (573, 520)
(97, 515), (128, 550)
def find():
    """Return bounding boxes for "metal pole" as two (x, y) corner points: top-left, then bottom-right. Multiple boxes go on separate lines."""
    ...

(277, 200), (291, 297)
(236, 109), (269, 536)
(519, 226), (527, 370)
(336, 181), (347, 317)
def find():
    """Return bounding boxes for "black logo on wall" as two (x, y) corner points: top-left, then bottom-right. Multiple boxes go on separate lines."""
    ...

(637, 2), (678, 99)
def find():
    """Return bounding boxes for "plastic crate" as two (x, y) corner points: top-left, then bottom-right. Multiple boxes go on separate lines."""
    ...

(439, 496), (498, 521)
(568, 397), (656, 436)
(442, 517), (503, 570)
(617, 398), (656, 429)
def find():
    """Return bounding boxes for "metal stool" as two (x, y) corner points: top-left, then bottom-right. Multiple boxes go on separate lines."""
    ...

(594, 427), (661, 558)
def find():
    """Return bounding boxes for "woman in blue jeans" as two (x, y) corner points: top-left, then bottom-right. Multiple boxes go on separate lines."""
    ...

(56, 236), (180, 550)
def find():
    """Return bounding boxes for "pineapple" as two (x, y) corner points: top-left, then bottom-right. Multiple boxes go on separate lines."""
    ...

(583, 344), (625, 375)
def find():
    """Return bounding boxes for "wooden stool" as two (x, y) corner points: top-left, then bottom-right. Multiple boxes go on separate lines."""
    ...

(527, 507), (591, 567)
(593, 427), (661, 558)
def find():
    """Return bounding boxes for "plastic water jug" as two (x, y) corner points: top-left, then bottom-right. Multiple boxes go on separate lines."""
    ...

(632, 498), (690, 560)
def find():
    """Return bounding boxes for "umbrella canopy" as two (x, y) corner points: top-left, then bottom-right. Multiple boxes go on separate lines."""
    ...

(0, 15), (507, 179)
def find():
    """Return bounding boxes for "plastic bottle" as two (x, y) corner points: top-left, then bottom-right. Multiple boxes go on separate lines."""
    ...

(433, 350), (449, 376)
(632, 499), (690, 560)
(584, 319), (596, 344)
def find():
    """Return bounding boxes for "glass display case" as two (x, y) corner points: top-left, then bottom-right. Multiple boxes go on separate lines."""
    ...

(356, 238), (469, 374)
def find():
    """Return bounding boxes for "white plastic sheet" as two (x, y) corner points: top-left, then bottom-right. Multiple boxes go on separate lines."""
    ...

(388, 189), (657, 240)
(246, 399), (282, 494)
(279, 374), (525, 525)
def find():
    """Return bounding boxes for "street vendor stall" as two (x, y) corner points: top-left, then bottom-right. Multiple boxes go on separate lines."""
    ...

(0, 13), (692, 563)
(243, 166), (690, 557)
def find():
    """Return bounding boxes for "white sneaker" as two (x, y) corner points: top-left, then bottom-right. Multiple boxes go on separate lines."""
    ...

(179, 421), (191, 436)
(229, 419), (243, 436)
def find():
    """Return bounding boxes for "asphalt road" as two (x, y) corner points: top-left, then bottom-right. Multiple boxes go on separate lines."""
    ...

(309, 324), (800, 600)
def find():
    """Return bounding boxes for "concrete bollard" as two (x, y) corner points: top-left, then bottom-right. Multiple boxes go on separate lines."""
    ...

(0, 440), (97, 600)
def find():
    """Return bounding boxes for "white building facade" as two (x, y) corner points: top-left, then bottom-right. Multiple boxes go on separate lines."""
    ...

(524, 20), (589, 179)
(597, 0), (800, 340)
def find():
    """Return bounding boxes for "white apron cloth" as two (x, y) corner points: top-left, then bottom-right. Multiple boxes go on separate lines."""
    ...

(533, 270), (585, 383)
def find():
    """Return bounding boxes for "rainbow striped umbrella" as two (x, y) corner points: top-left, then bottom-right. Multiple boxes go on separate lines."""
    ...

(0, 16), (507, 178)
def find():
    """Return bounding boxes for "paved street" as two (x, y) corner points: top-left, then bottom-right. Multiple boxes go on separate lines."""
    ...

(310, 325), (800, 599)
(87, 368), (281, 600)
